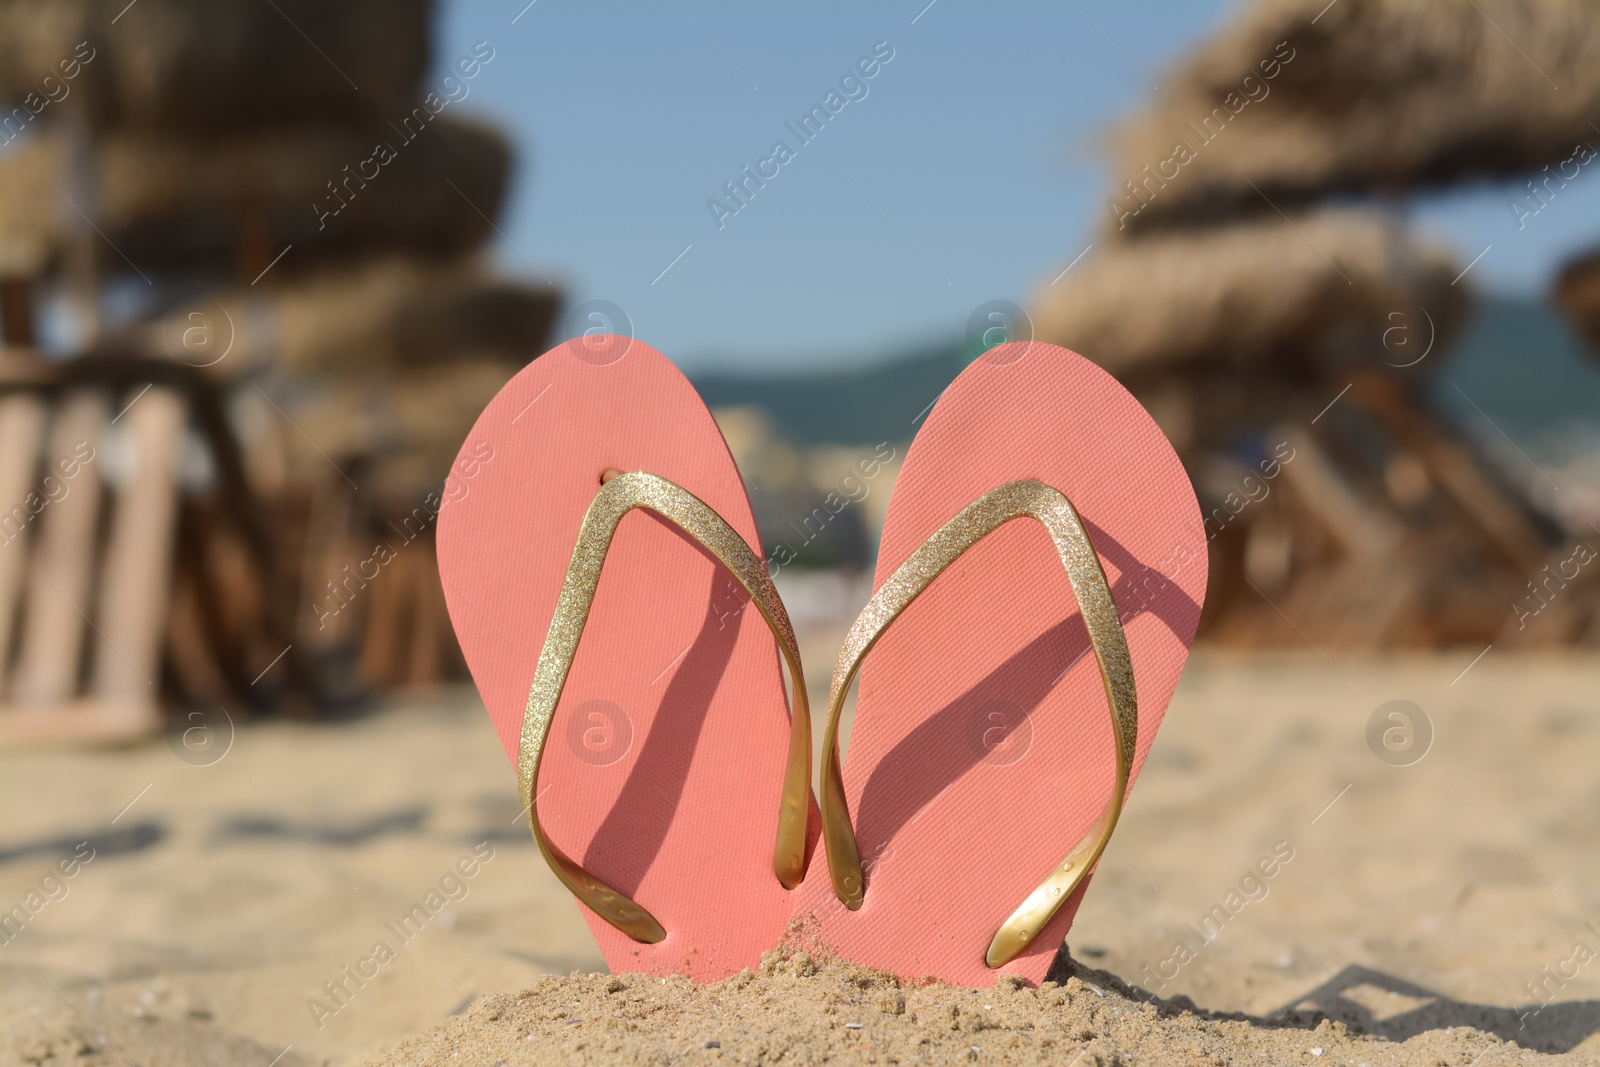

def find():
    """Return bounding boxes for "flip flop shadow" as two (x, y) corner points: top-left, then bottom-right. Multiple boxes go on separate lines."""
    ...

(581, 516), (745, 896)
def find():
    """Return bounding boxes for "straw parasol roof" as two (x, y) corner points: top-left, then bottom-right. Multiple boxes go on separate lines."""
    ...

(268, 256), (559, 376)
(0, 0), (432, 133)
(0, 117), (511, 276)
(276, 358), (526, 498)
(127, 256), (558, 379)
(1034, 0), (1596, 651)
(1033, 208), (1467, 379)
(1107, 0), (1600, 235)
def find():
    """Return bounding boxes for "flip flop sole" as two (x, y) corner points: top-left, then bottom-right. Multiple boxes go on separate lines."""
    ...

(437, 338), (802, 980)
(789, 342), (1206, 986)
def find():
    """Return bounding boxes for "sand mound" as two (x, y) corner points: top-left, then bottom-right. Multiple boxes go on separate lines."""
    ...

(366, 950), (1573, 1067)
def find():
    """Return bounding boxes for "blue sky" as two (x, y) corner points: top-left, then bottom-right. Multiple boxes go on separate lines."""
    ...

(434, 0), (1600, 374)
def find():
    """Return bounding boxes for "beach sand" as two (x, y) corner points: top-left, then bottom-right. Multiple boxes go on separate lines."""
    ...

(2, 651), (1596, 1065)
(366, 950), (1589, 1067)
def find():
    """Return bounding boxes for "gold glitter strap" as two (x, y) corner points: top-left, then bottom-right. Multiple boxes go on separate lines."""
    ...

(818, 479), (1136, 968)
(517, 471), (812, 943)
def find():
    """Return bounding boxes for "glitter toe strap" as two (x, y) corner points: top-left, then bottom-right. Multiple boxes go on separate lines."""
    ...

(817, 479), (1136, 968)
(517, 471), (812, 943)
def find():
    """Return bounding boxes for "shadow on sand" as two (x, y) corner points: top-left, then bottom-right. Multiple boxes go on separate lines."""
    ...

(1051, 952), (1600, 1055)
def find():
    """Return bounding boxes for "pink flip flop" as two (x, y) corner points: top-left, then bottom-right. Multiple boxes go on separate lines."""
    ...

(788, 342), (1206, 987)
(437, 336), (814, 981)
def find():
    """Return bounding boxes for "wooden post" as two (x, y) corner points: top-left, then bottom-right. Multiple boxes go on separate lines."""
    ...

(1275, 425), (1404, 559)
(92, 386), (186, 718)
(0, 394), (47, 697)
(0, 277), (36, 347)
(13, 392), (109, 707)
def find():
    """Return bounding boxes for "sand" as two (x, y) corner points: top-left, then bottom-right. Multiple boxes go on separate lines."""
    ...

(2, 651), (1597, 1066)
(366, 950), (1585, 1067)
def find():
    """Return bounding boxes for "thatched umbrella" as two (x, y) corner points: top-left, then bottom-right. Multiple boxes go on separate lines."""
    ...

(126, 255), (558, 380)
(1033, 0), (1595, 650)
(119, 254), (556, 502)
(263, 256), (559, 377)
(0, 0), (555, 716)
(0, 0), (431, 133)
(1106, 0), (1600, 235)
(0, 117), (511, 277)
(263, 359), (523, 498)
(1033, 208), (1467, 380)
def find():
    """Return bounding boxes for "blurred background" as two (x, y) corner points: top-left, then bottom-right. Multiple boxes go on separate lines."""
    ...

(1, 1), (1598, 1064)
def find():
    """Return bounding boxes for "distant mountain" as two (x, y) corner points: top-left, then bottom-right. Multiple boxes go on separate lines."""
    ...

(690, 342), (968, 447)
(1432, 295), (1600, 444)
(689, 296), (1600, 450)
